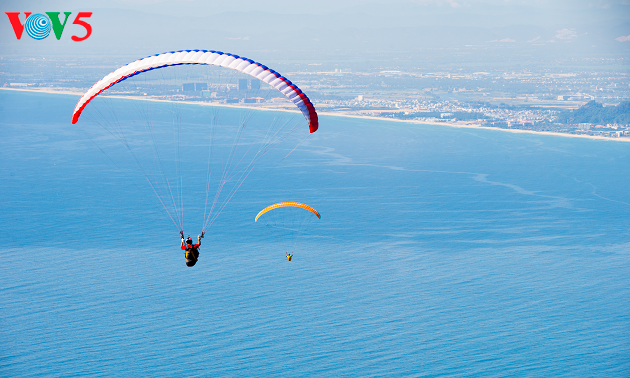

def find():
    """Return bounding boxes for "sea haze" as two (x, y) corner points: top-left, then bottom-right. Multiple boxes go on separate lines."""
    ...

(1, 90), (629, 377)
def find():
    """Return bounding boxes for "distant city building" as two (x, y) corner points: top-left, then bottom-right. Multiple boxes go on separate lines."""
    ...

(201, 90), (219, 98)
(250, 79), (261, 91)
(568, 95), (585, 101)
(238, 79), (248, 91)
(558, 94), (589, 101)
(183, 83), (207, 92)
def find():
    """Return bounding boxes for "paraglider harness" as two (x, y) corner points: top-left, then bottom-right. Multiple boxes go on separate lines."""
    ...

(181, 231), (203, 266)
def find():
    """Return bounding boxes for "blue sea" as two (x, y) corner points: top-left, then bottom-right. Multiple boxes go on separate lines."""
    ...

(1, 90), (629, 377)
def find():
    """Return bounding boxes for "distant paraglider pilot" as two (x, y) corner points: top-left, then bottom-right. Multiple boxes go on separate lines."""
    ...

(181, 231), (203, 267)
(286, 252), (293, 262)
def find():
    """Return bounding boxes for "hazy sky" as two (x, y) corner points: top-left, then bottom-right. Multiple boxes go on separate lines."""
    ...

(1, 0), (629, 64)
(5, 0), (628, 16)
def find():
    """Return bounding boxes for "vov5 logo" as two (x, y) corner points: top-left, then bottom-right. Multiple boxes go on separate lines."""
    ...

(5, 12), (92, 41)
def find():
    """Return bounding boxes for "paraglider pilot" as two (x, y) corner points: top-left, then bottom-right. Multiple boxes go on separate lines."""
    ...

(286, 252), (293, 262)
(181, 231), (203, 267)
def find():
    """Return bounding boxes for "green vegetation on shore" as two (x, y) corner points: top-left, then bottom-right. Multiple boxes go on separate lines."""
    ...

(558, 101), (630, 125)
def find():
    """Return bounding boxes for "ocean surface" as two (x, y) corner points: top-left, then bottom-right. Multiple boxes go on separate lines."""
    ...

(1, 89), (629, 377)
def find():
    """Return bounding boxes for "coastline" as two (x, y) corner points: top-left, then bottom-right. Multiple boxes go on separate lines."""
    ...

(318, 111), (630, 143)
(3, 86), (629, 143)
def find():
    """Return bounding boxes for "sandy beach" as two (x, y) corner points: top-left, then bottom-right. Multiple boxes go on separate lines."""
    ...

(3, 86), (629, 143)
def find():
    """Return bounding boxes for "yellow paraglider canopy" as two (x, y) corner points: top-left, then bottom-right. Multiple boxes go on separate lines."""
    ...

(255, 202), (321, 222)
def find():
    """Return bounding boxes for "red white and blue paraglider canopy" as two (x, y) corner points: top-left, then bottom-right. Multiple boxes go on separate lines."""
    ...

(72, 50), (318, 133)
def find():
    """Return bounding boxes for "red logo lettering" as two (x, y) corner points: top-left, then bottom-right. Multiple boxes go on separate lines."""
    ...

(5, 12), (32, 39)
(71, 12), (92, 42)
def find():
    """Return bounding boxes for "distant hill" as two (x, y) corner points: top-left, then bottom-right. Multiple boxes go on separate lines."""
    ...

(558, 101), (630, 125)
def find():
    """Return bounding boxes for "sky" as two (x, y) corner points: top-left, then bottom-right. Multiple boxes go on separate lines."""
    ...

(1, 0), (629, 65)
(6, 0), (628, 16)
